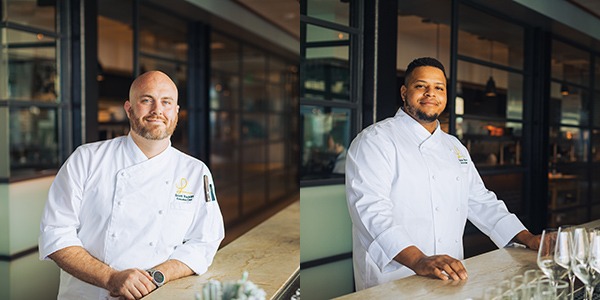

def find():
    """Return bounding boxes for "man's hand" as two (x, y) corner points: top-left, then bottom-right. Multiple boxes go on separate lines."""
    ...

(411, 254), (468, 281)
(107, 269), (156, 300)
(394, 246), (468, 281)
(515, 230), (541, 250)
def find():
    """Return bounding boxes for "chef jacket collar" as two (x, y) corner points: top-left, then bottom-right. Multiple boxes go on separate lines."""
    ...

(395, 107), (442, 147)
(125, 133), (173, 163)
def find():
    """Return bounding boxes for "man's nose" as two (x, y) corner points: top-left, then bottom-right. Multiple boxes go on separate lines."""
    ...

(150, 101), (163, 115)
(424, 87), (434, 97)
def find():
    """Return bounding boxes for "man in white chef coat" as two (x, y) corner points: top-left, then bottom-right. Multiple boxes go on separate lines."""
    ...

(345, 57), (541, 291)
(39, 71), (225, 300)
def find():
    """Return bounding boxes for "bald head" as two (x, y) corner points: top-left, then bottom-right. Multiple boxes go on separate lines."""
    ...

(129, 71), (178, 103)
(124, 70), (180, 142)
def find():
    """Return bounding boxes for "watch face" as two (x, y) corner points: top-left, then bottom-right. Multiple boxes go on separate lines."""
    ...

(153, 271), (165, 284)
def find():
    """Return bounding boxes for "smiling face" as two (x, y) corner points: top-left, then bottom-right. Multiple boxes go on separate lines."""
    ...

(124, 71), (179, 140)
(400, 66), (447, 132)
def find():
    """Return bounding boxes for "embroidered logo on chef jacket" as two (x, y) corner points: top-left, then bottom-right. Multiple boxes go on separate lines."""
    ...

(175, 178), (195, 201)
(453, 146), (469, 165)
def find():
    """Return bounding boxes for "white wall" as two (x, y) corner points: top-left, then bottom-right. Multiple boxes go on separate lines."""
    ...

(300, 184), (354, 299)
(0, 176), (60, 300)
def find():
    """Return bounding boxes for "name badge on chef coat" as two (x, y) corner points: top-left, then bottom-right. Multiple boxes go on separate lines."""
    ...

(175, 177), (195, 201)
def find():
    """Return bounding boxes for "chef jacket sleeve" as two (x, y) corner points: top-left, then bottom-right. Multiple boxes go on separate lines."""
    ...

(168, 171), (225, 275)
(38, 147), (86, 260)
(465, 151), (526, 248)
(346, 133), (414, 273)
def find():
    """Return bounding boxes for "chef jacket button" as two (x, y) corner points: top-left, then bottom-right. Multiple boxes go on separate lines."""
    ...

(455, 239), (459, 243)
(456, 176), (461, 181)
(111, 233), (117, 238)
(158, 210), (164, 215)
(456, 207), (459, 212)
(118, 201), (123, 206)
(165, 181), (169, 185)
(149, 242), (155, 247)
(120, 172), (126, 177)
(435, 206), (440, 212)
(437, 238), (442, 243)
(432, 175), (436, 180)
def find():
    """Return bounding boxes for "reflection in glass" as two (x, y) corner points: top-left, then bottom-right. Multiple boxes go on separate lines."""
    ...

(306, 24), (349, 43)
(306, 0), (350, 27)
(211, 33), (240, 74)
(243, 144), (266, 178)
(209, 110), (240, 224)
(243, 113), (267, 141)
(268, 84), (284, 111)
(303, 51), (350, 101)
(243, 45), (266, 82)
(301, 105), (350, 179)
(549, 127), (588, 164)
(593, 130), (600, 162)
(552, 40), (590, 87)
(6, 0), (56, 32)
(6, 29), (58, 102)
(139, 5), (187, 61)
(459, 119), (522, 167)
(211, 75), (240, 110)
(456, 61), (523, 120)
(549, 82), (589, 126)
(9, 107), (58, 177)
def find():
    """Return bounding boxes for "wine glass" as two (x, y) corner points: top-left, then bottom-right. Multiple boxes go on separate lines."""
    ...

(571, 227), (599, 300)
(555, 225), (575, 300)
(538, 228), (568, 284)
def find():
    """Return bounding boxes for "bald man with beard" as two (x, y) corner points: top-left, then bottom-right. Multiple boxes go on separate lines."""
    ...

(39, 71), (225, 300)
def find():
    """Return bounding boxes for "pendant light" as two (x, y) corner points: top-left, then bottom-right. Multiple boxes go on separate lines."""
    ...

(560, 83), (570, 96)
(485, 40), (497, 97)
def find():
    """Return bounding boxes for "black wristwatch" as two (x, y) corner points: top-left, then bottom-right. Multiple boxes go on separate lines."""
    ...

(147, 269), (165, 287)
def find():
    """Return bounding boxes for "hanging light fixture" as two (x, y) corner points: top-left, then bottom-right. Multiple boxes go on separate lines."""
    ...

(485, 76), (497, 97)
(560, 83), (570, 96)
(485, 40), (497, 97)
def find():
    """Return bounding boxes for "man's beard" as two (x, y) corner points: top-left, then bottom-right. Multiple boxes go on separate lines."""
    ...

(128, 107), (177, 140)
(404, 101), (439, 123)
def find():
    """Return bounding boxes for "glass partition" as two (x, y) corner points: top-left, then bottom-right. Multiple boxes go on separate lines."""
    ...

(1, 1), (60, 180)
(301, 106), (350, 178)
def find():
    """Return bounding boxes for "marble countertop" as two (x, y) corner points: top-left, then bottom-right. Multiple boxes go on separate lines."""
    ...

(144, 200), (300, 300)
(336, 219), (600, 300)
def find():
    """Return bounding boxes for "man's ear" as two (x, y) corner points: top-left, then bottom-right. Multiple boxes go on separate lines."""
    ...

(400, 85), (407, 101)
(124, 100), (131, 118)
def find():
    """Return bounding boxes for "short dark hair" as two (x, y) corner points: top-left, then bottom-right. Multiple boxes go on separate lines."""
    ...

(404, 57), (447, 85)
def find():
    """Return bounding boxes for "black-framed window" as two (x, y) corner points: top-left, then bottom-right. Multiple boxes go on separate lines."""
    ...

(210, 30), (298, 224)
(1, 0), (64, 181)
(549, 38), (596, 227)
(300, 0), (361, 185)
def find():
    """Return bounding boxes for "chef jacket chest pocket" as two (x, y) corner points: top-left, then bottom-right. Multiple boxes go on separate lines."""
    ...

(163, 201), (196, 246)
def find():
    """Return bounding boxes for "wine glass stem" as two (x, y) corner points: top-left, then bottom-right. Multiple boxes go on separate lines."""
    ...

(585, 285), (594, 300)
(569, 274), (575, 300)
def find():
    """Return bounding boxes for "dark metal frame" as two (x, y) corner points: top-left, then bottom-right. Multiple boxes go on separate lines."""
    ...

(299, 0), (363, 187)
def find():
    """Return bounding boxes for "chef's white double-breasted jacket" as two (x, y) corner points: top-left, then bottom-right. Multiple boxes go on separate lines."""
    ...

(345, 108), (526, 291)
(39, 134), (225, 300)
